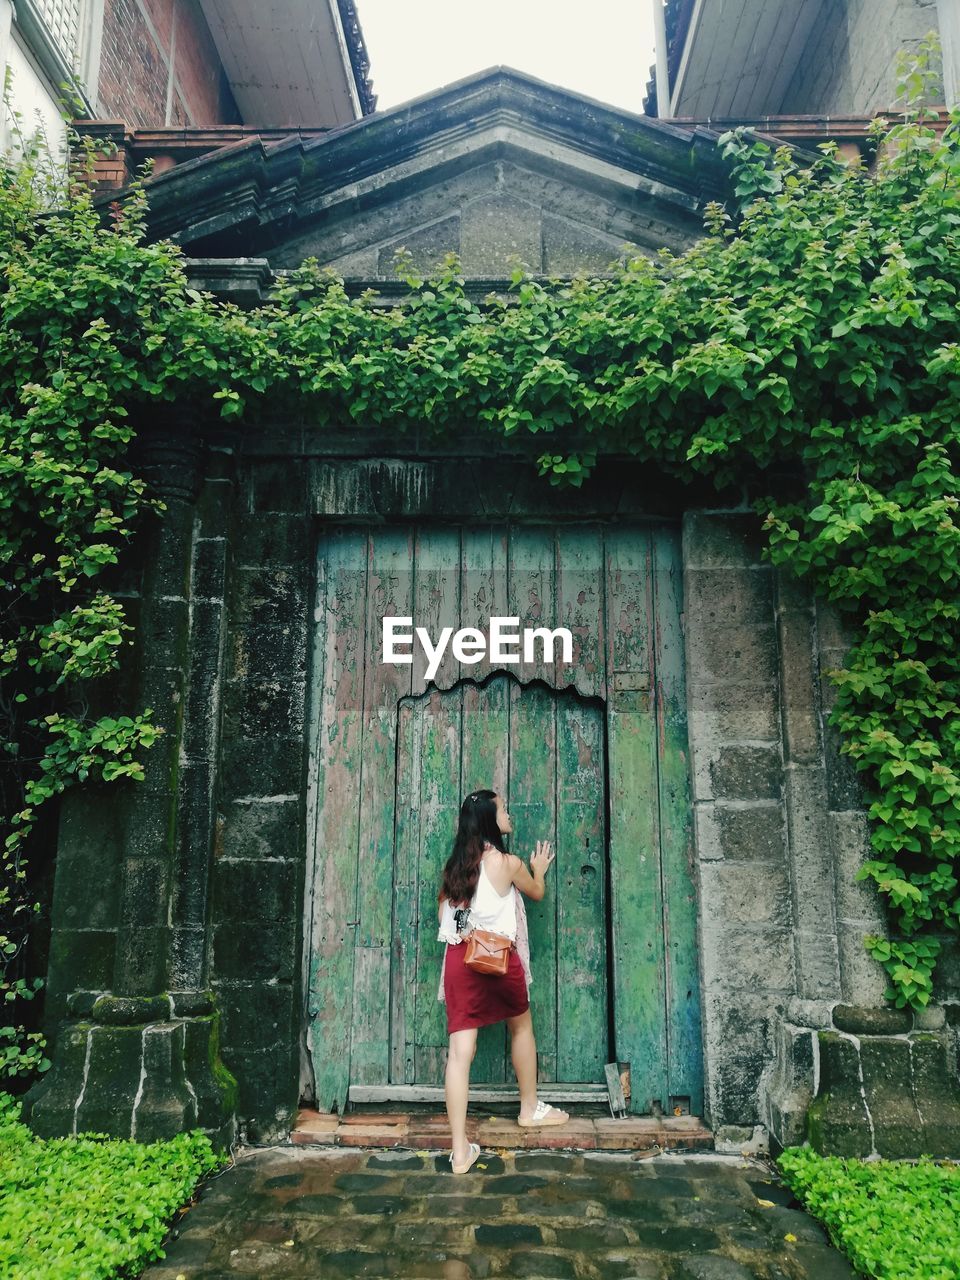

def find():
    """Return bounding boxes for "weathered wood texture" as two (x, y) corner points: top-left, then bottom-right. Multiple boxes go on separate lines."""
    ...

(654, 528), (704, 1114)
(395, 676), (606, 1087)
(305, 523), (702, 1115)
(304, 529), (370, 1111)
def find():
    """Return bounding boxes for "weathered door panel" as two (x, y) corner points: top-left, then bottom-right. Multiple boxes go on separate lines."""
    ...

(391, 696), (420, 1086)
(609, 535), (670, 1116)
(459, 677), (510, 1082)
(393, 674), (608, 1087)
(604, 527), (703, 1115)
(306, 529), (370, 1112)
(509, 680), (560, 1082)
(654, 528), (704, 1111)
(352, 527), (414, 1085)
(605, 527), (667, 1113)
(556, 694), (607, 1081)
(410, 685), (462, 1085)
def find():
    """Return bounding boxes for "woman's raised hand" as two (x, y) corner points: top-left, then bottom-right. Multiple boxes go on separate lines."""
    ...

(529, 840), (555, 876)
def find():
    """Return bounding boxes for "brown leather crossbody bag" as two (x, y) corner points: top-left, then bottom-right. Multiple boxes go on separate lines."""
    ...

(463, 928), (513, 976)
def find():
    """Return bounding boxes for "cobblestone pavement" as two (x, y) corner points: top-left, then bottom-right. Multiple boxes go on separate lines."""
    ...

(138, 1147), (856, 1280)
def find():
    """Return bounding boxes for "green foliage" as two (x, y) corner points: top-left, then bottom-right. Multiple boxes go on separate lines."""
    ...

(1, 34), (959, 1030)
(778, 1145), (960, 1279)
(0, 76), (171, 1077)
(0, 1090), (228, 1278)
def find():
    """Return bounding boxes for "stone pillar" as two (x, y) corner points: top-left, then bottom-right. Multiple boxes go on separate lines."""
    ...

(775, 572), (842, 1004)
(170, 445), (236, 997)
(760, 593), (888, 1150)
(114, 429), (200, 996)
(682, 511), (792, 1141)
(210, 453), (311, 1143)
(815, 601), (889, 1006)
(757, 572), (843, 1150)
(22, 411), (237, 1149)
(759, 588), (960, 1156)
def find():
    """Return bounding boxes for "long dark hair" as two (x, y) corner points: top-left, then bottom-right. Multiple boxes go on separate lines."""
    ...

(438, 789), (508, 906)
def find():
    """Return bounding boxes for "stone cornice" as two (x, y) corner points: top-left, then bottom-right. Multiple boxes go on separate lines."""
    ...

(87, 67), (762, 255)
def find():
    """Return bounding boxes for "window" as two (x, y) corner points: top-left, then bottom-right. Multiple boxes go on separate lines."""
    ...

(12, 0), (104, 109)
(33, 0), (85, 70)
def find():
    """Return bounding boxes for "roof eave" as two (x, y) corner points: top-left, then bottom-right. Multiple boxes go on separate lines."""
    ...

(197, 0), (376, 128)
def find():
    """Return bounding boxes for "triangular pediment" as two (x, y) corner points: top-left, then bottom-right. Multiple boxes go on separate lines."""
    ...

(117, 67), (739, 277)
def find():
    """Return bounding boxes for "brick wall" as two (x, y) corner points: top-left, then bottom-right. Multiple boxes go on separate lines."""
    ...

(96, 0), (240, 127)
(781, 0), (942, 115)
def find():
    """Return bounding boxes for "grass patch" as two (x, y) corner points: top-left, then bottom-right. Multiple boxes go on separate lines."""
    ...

(778, 1146), (960, 1279)
(0, 1089), (229, 1279)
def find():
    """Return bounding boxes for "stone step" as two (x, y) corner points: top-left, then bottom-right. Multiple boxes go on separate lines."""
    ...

(140, 1146), (856, 1280)
(291, 1108), (714, 1152)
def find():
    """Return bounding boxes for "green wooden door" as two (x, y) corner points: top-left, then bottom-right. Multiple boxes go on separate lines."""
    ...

(305, 522), (703, 1117)
(393, 676), (608, 1087)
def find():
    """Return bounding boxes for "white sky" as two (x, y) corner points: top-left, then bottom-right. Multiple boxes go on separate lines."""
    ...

(354, 1), (657, 116)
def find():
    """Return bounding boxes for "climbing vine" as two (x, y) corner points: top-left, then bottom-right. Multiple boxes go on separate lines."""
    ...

(0, 77), (167, 1078)
(2, 38), (959, 1080)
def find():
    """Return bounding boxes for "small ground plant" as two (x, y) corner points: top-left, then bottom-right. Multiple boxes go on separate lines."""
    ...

(0, 1091), (228, 1279)
(779, 1146), (960, 1279)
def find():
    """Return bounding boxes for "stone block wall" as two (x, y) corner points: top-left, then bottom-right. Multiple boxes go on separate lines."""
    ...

(683, 511), (960, 1152)
(781, 0), (943, 115)
(210, 458), (313, 1143)
(681, 508), (960, 1148)
(29, 460), (960, 1151)
(682, 512), (796, 1137)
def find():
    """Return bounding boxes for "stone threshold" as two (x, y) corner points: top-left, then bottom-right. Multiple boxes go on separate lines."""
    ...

(292, 1108), (713, 1152)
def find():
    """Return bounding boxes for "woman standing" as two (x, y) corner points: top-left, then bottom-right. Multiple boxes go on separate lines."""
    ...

(437, 788), (569, 1174)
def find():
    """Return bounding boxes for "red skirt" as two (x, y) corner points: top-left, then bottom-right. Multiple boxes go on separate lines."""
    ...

(443, 941), (529, 1033)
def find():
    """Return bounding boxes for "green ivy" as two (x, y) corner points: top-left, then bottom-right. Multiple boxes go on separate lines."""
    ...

(778, 1145), (960, 1278)
(2, 32), (959, 1059)
(0, 1091), (228, 1278)
(0, 73), (168, 1078)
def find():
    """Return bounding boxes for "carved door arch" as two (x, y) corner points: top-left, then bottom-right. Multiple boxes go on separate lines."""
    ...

(392, 674), (609, 1086)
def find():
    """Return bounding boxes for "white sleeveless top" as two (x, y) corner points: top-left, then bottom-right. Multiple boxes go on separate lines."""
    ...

(437, 844), (517, 944)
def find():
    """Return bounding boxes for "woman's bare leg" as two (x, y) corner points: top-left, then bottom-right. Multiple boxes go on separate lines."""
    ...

(506, 1010), (539, 1119)
(445, 1028), (478, 1164)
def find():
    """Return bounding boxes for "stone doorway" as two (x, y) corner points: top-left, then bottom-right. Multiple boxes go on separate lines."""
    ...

(302, 522), (703, 1117)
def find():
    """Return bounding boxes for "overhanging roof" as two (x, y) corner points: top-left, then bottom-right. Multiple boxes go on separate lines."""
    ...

(645, 0), (830, 119)
(197, 0), (375, 126)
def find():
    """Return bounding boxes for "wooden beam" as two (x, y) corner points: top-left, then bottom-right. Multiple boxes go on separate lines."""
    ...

(348, 1084), (609, 1104)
